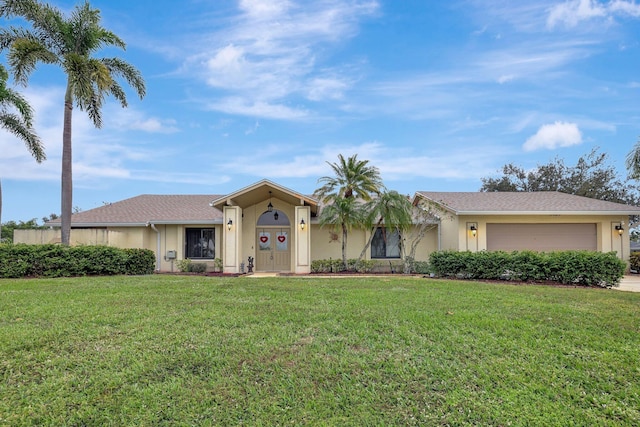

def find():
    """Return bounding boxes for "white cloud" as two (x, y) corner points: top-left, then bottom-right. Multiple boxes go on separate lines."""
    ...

(547, 0), (606, 28)
(215, 140), (501, 182)
(523, 121), (583, 151)
(547, 0), (640, 29)
(108, 106), (179, 134)
(207, 97), (309, 120)
(0, 84), (178, 184)
(306, 77), (349, 101)
(245, 121), (260, 135)
(239, 0), (292, 20)
(129, 118), (179, 134)
(609, 0), (640, 16)
(497, 74), (515, 84)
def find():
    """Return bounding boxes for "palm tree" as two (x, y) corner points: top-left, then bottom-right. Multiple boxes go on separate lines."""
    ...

(318, 196), (364, 270)
(0, 0), (146, 245)
(314, 154), (384, 269)
(315, 154), (384, 202)
(357, 190), (412, 261)
(0, 64), (44, 241)
(626, 138), (640, 179)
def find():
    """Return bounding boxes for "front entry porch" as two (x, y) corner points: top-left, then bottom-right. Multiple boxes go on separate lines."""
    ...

(212, 179), (316, 275)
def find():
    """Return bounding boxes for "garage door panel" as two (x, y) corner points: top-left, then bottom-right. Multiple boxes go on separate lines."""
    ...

(487, 223), (597, 252)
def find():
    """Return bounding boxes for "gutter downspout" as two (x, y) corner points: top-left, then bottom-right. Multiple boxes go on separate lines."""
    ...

(437, 220), (441, 251)
(148, 222), (161, 272)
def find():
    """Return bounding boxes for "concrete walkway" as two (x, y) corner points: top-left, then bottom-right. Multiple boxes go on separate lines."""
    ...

(618, 275), (640, 292)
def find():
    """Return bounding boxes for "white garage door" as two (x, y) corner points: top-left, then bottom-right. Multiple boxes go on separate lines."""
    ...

(486, 223), (597, 252)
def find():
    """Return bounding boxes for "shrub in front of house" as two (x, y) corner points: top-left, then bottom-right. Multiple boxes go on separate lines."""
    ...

(309, 258), (378, 273)
(190, 263), (207, 273)
(176, 259), (209, 273)
(429, 250), (625, 287)
(629, 252), (640, 273)
(0, 244), (155, 278)
(310, 258), (424, 274)
(411, 260), (431, 274)
(122, 248), (157, 275)
(311, 258), (347, 273)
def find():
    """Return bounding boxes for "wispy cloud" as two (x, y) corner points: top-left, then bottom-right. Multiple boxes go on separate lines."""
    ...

(547, 0), (640, 29)
(180, 0), (379, 119)
(214, 140), (501, 183)
(108, 106), (180, 134)
(0, 84), (183, 184)
(206, 98), (310, 120)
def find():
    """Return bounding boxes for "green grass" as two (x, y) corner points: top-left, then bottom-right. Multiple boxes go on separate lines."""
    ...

(1, 275), (639, 426)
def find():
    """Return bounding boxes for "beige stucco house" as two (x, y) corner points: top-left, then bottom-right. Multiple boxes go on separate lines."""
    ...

(15, 180), (640, 273)
(414, 191), (639, 260)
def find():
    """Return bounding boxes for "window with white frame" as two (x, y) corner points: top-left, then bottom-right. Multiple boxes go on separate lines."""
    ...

(371, 227), (401, 259)
(185, 228), (215, 259)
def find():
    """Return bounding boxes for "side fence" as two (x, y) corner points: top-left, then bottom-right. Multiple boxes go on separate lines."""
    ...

(14, 229), (127, 247)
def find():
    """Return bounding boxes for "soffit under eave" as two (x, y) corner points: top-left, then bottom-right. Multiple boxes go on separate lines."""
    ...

(211, 180), (318, 214)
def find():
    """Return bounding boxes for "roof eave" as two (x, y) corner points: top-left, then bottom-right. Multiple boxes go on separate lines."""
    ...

(62, 220), (221, 228)
(211, 179), (319, 210)
(456, 210), (640, 216)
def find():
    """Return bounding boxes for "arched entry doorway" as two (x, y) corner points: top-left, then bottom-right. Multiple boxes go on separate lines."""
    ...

(256, 210), (291, 272)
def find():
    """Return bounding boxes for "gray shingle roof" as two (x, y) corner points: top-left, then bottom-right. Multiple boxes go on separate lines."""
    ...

(416, 191), (640, 215)
(47, 195), (223, 226)
(49, 190), (640, 227)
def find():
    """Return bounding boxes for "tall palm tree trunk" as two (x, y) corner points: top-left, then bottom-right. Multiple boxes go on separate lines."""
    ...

(60, 82), (73, 245)
(341, 223), (348, 270)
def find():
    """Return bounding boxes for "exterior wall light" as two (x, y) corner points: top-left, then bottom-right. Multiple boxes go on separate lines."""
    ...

(470, 224), (477, 237)
(227, 218), (233, 231)
(615, 224), (624, 236)
(267, 191), (273, 212)
(300, 218), (306, 230)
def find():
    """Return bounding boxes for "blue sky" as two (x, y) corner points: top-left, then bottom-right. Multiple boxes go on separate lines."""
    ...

(1, 0), (640, 222)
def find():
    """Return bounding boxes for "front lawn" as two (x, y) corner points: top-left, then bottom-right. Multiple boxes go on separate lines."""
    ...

(1, 275), (638, 425)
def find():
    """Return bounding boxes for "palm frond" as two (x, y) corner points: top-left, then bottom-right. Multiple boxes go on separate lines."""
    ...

(0, 113), (44, 162)
(626, 138), (640, 179)
(101, 57), (146, 99)
(7, 37), (58, 85)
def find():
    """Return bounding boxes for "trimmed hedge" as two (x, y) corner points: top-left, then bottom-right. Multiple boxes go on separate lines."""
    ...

(311, 258), (376, 273)
(310, 258), (428, 274)
(0, 244), (156, 278)
(429, 250), (626, 288)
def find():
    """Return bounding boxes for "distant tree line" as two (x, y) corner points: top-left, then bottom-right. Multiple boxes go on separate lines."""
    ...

(1, 214), (58, 243)
(480, 148), (639, 206)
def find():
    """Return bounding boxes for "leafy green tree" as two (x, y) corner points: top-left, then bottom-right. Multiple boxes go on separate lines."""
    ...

(401, 198), (452, 273)
(0, 0), (145, 245)
(0, 63), (44, 242)
(358, 190), (412, 262)
(315, 154), (384, 201)
(1, 218), (45, 243)
(480, 148), (639, 205)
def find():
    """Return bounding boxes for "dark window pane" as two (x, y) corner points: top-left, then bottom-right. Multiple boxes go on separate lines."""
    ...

(185, 228), (215, 259)
(371, 227), (401, 259)
(386, 230), (401, 258)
